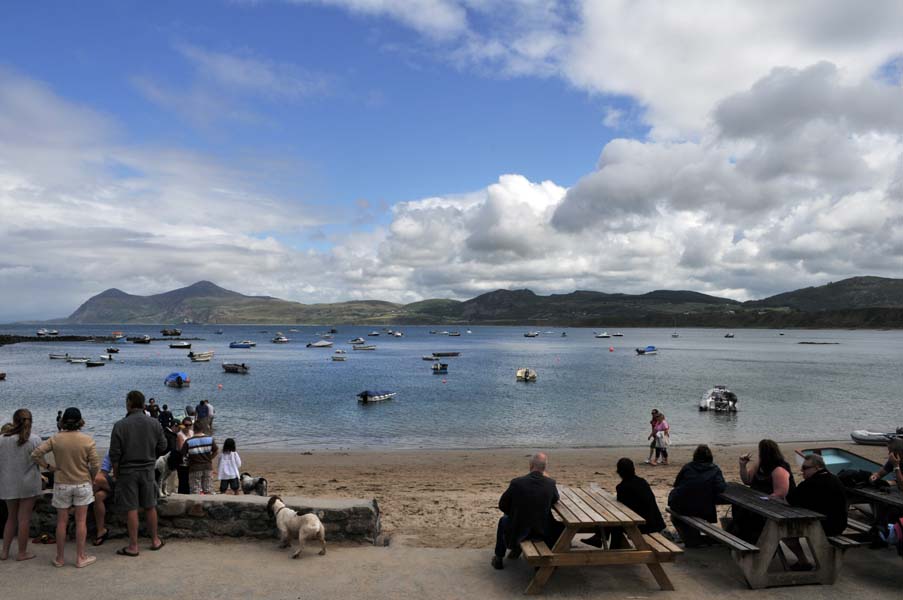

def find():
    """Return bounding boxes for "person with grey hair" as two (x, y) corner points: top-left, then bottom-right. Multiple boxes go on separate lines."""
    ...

(492, 452), (563, 570)
(785, 453), (847, 569)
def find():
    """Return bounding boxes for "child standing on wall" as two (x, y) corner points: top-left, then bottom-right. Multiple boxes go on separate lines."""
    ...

(216, 438), (241, 495)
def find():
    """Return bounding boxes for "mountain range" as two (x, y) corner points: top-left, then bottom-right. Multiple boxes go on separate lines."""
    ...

(60, 276), (903, 327)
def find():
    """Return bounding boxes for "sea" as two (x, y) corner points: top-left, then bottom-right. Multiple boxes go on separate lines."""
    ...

(0, 325), (900, 451)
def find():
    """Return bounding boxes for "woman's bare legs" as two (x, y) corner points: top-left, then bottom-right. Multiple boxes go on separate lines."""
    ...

(1, 499), (17, 560)
(73, 505), (94, 567)
(3, 498), (36, 561)
(55, 507), (69, 566)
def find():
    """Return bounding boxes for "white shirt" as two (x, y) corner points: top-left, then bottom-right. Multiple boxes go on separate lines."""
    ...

(216, 451), (241, 480)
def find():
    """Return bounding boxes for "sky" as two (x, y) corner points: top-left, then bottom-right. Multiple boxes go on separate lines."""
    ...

(2, 1), (903, 320)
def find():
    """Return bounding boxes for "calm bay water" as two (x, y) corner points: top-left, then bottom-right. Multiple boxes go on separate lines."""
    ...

(0, 325), (900, 450)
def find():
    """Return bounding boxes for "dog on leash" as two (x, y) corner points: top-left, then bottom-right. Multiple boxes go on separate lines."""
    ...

(241, 472), (268, 496)
(266, 495), (326, 559)
(155, 452), (176, 497)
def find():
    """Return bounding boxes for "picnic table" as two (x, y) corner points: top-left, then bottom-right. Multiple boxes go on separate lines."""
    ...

(846, 484), (903, 511)
(518, 484), (682, 594)
(718, 482), (855, 588)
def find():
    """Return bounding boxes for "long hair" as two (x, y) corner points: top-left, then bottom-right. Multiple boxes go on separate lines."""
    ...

(758, 439), (786, 473)
(223, 438), (236, 453)
(2, 408), (33, 446)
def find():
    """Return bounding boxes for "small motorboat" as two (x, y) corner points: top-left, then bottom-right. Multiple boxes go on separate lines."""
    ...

(169, 342), (191, 349)
(393, 331), (404, 337)
(357, 390), (396, 403)
(595, 332), (611, 338)
(36, 328), (59, 337)
(229, 341), (253, 349)
(635, 345), (658, 355)
(85, 361), (106, 368)
(105, 347), (120, 354)
(349, 337), (366, 345)
(432, 363), (448, 374)
(307, 340), (334, 348)
(352, 345), (376, 350)
(331, 351), (347, 362)
(671, 332), (679, 338)
(272, 334), (290, 343)
(222, 363), (250, 374)
(724, 333), (735, 338)
(422, 355), (440, 361)
(368, 331), (380, 336)
(612, 332), (624, 337)
(99, 354), (114, 360)
(164, 372), (190, 388)
(161, 328), (182, 336)
(448, 331), (461, 337)
(215, 329), (224, 335)
(67, 357), (89, 363)
(133, 335), (152, 344)
(432, 352), (460, 357)
(850, 429), (903, 446)
(111, 331), (125, 341)
(524, 331), (539, 338)
(516, 367), (537, 382)
(188, 351), (215, 362)
(49, 353), (69, 360)
(699, 385), (738, 412)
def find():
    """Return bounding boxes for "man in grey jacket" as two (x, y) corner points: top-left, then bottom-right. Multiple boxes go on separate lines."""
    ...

(109, 390), (167, 556)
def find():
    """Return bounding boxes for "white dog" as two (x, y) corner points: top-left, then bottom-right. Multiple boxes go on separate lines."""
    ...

(267, 495), (327, 559)
(154, 452), (176, 497)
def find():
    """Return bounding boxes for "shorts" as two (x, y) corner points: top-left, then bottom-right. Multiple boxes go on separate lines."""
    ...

(189, 470), (212, 495)
(115, 469), (157, 511)
(52, 482), (94, 509)
(219, 478), (239, 493)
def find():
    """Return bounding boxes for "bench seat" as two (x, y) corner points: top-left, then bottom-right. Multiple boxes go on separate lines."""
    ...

(827, 535), (862, 550)
(642, 533), (683, 561)
(668, 509), (759, 554)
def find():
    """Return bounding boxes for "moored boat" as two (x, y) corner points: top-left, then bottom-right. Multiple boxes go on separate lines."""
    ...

(306, 340), (333, 348)
(161, 328), (182, 336)
(432, 352), (460, 357)
(229, 341), (253, 349)
(105, 347), (119, 354)
(331, 351), (347, 361)
(272, 334), (290, 343)
(524, 331), (539, 338)
(422, 355), (440, 361)
(67, 357), (89, 363)
(352, 345), (376, 350)
(49, 353), (69, 360)
(368, 331), (380, 336)
(164, 372), (190, 387)
(188, 351), (214, 362)
(349, 337), (365, 345)
(635, 345), (657, 355)
(448, 331), (461, 337)
(99, 354), (114, 360)
(724, 333), (735, 338)
(850, 429), (903, 446)
(169, 342), (191, 349)
(699, 385), (738, 412)
(133, 335), (152, 344)
(357, 390), (396, 403)
(0, 372), (5, 381)
(612, 332), (624, 337)
(594, 332), (611, 338)
(432, 362), (448, 374)
(222, 363), (250, 374)
(516, 367), (537, 382)
(112, 331), (125, 341)
(85, 361), (105, 368)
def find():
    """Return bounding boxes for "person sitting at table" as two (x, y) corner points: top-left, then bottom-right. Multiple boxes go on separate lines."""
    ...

(492, 451), (563, 570)
(866, 437), (903, 547)
(667, 445), (726, 547)
(783, 453), (847, 569)
(582, 457), (665, 548)
(732, 439), (795, 543)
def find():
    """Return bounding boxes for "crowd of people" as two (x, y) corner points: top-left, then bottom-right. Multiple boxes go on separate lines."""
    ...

(0, 392), (242, 567)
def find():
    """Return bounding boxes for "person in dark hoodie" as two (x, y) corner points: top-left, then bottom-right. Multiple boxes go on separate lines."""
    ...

(583, 457), (665, 548)
(784, 453), (847, 569)
(668, 444), (726, 547)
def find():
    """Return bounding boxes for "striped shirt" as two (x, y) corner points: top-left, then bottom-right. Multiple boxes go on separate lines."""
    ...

(183, 435), (218, 472)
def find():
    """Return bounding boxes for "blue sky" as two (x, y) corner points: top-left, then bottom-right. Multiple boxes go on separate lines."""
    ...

(1, 1), (903, 320)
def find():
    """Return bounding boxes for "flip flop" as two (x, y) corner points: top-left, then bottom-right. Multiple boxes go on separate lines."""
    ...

(116, 547), (139, 557)
(93, 530), (109, 546)
(76, 556), (97, 568)
(149, 540), (165, 551)
(52, 559), (65, 568)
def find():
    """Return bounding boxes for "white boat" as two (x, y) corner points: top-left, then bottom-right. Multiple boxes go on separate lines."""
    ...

(112, 331), (125, 341)
(307, 340), (333, 348)
(594, 332), (611, 338)
(188, 350), (215, 362)
(349, 337), (365, 345)
(524, 331), (539, 338)
(724, 333), (735, 338)
(368, 331), (380, 336)
(699, 385), (738, 412)
(432, 362), (448, 374)
(99, 354), (114, 360)
(67, 357), (89, 364)
(331, 354), (347, 361)
(516, 367), (537, 382)
(169, 341), (192, 349)
(357, 390), (396, 403)
(422, 355), (440, 361)
(393, 331), (404, 337)
(352, 345), (376, 351)
(49, 353), (69, 360)
(272, 334), (290, 343)
(36, 328), (59, 337)
(466, 330), (472, 334)
(850, 429), (903, 446)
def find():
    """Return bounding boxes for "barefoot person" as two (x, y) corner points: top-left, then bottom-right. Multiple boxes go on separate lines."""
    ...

(31, 407), (101, 568)
(1, 409), (42, 562)
(109, 390), (168, 557)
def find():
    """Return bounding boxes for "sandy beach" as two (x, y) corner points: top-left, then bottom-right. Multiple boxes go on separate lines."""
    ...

(240, 440), (888, 548)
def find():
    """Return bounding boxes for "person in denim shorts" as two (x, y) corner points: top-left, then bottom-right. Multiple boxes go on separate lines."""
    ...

(32, 407), (100, 568)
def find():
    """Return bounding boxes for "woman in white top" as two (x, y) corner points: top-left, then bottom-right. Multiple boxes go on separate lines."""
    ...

(0, 409), (42, 561)
(216, 438), (242, 494)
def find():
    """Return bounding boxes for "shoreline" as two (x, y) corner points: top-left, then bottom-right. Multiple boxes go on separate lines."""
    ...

(236, 440), (887, 548)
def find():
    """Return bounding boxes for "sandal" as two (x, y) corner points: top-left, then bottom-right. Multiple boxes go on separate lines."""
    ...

(149, 540), (165, 551)
(116, 547), (139, 557)
(32, 534), (55, 544)
(93, 530), (109, 546)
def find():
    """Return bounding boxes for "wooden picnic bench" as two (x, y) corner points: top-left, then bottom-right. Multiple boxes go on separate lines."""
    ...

(718, 482), (859, 588)
(518, 484), (682, 594)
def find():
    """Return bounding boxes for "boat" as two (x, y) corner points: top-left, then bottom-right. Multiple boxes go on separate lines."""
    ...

(850, 429), (903, 446)
(349, 337), (365, 345)
(272, 334), (290, 343)
(612, 332), (624, 337)
(99, 354), (114, 360)
(524, 331), (539, 338)
(133, 335), (152, 344)
(67, 357), (89, 363)
(222, 363), (250, 374)
(169, 342), (191, 349)
(288, 329), (300, 333)
(164, 372), (190, 388)
(215, 329), (224, 335)
(307, 340), (333, 348)
(516, 367), (537, 382)
(188, 350), (214, 362)
(432, 352), (460, 357)
(36, 328), (59, 337)
(393, 331), (404, 337)
(331, 354), (346, 361)
(724, 333), (735, 338)
(793, 447), (895, 482)
(357, 390), (396, 404)
(85, 361), (106, 368)
(160, 328), (182, 336)
(105, 347), (119, 354)
(561, 332), (567, 337)
(429, 330), (437, 334)
(49, 353), (69, 360)
(699, 385), (738, 412)
(671, 332), (679, 338)
(432, 363), (448, 374)
(594, 332), (611, 338)
(635, 345), (658, 355)
(112, 331), (125, 341)
(368, 331), (380, 336)
(422, 355), (440, 361)
(352, 345), (376, 350)
(448, 331), (461, 337)
(466, 330), (472, 334)
(229, 341), (253, 349)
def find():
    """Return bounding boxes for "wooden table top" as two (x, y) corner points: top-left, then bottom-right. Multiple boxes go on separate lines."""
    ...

(719, 482), (824, 521)
(553, 485), (645, 527)
(846, 484), (903, 508)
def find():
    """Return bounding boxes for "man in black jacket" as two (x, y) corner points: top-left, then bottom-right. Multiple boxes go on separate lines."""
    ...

(492, 452), (562, 569)
(785, 453), (848, 569)
(583, 458), (665, 548)
(668, 445), (726, 547)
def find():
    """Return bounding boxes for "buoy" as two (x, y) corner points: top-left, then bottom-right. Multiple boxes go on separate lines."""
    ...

(609, 346), (614, 352)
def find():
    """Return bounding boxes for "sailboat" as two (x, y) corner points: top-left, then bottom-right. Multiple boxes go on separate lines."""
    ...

(671, 317), (679, 338)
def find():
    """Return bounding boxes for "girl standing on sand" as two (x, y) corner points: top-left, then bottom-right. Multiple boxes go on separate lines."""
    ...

(644, 409), (660, 464)
(0, 409), (42, 562)
(651, 413), (670, 466)
(216, 438), (242, 495)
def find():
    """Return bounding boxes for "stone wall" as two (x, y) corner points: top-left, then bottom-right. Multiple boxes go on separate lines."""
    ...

(29, 492), (380, 543)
